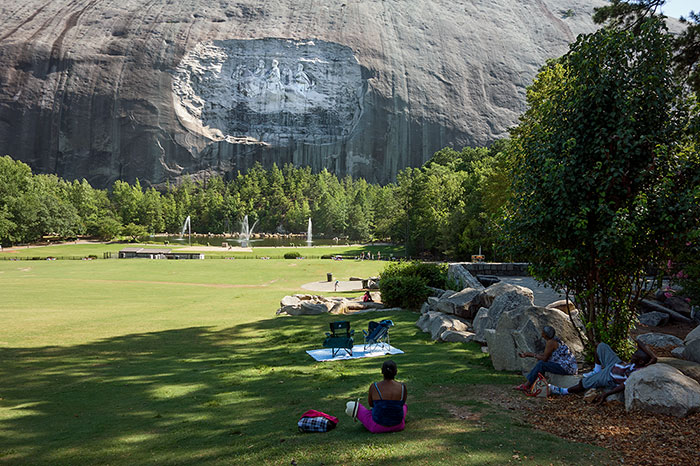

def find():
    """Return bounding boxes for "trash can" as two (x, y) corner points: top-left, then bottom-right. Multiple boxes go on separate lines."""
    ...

(327, 273), (333, 282)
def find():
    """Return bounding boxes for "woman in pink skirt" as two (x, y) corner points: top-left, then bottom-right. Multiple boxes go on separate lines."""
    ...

(346, 360), (408, 433)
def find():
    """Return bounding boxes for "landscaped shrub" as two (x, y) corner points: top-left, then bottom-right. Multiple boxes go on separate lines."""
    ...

(379, 261), (447, 308)
(284, 251), (301, 259)
(379, 275), (431, 309)
(380, 261), (447, 288)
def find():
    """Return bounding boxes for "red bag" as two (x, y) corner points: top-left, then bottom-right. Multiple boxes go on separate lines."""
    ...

(527, 373), (550, 398)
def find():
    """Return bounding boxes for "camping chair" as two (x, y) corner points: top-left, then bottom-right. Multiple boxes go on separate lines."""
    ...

(323, 321), (354, 357)
(363, 319), (394, 352)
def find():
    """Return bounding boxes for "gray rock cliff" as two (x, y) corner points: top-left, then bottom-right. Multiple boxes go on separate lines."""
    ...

(0, 0), (605, 187)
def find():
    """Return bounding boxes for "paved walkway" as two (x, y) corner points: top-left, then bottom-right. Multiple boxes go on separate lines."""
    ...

(301, 280), (365, 292)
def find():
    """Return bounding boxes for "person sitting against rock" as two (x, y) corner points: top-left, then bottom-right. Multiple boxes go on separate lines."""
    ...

(549, 338), (657, 402)
(514, 325), (578, 392)
(362, 291), (374, 303)
(345, 360), (408, 433)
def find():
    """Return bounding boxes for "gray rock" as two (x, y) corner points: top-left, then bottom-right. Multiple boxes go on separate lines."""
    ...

(427, 296), (440, 312)
(420, 302), (431, 315)
(440, 330), (476, 343)
(684, 325), (700, 344)
(487, 306), (585, 373)
(427, 286), (445, 297)
(0, 1), (608, 187)
(625, 364), (700, 418)
(664, 296), (691, 316)
(417, 311), (470, 341)
(298, 302), (331, 315)
(692, 306), (700, 324)
(671, 346), (686, 359)
(435, 288), (482, 319)
(545, 299), (577, 313)
(440, 290), (457, 299)
(547, 374), (582, 389)
(280, 295), (301, 307)
(472, 307), (490, 344)
(636, 333), (684, 348)
(639, 299), (692, 324)
(638, 311), (670, 327)
(683, 339), (700, 364)
(481, 282), (535, 308)
(447, 264), (484, 291)
(657, 357), (700, 385)
(473, 286), (536, 343)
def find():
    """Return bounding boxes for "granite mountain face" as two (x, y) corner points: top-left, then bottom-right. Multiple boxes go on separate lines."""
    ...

(0, 0), (604, 188)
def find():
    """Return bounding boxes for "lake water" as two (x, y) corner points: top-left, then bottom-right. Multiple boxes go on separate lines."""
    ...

(140, 235), (347, 247)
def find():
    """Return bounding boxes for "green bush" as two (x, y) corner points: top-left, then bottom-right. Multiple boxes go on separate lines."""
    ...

(380, 261), (447, 288)
(283, 251), (301, 259)
(379, 275), (431, 309)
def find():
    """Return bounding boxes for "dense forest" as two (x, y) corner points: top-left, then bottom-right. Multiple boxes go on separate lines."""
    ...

(0, 141), (511, 259)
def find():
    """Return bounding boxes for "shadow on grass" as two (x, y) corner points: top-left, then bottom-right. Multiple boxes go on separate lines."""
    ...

(0, 313), (608, 465)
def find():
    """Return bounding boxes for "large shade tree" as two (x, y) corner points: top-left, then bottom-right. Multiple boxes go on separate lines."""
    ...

(504, 18), (700, 355)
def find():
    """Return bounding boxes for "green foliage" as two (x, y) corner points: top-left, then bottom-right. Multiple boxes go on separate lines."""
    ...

(283, 251), (301, 259)
(378, 275), (431, 309)
(380, 261), (448, 288)
(121, 223), (148, 242)
(504, 18), (700, 351)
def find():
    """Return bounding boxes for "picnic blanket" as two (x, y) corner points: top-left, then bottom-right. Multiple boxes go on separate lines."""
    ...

(306, 344), (404, 362)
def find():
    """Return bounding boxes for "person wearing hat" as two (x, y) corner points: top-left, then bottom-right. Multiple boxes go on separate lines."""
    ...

(345, 360), (408, 433)
(513, 325), (578, 392)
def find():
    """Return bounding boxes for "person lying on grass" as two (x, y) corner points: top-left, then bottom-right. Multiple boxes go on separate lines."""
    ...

(345, 360), (408, 433)
(549, 338), (657, 403)
(514, 325), (578, 392)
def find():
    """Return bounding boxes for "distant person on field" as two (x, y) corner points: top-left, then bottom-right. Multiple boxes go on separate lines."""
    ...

(334, 280), (339, 292)
(514, 325), (577, 392)
(363, 291), (373, 302)
(549, 338), (657, 402)
(345, 360), (408, 433)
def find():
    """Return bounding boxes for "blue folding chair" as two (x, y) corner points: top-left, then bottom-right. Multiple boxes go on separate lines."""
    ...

(363, 319), (394, 352)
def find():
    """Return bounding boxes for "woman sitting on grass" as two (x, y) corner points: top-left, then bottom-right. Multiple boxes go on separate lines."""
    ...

(346, 360), (408, 433)
(513, 325), (578, 392)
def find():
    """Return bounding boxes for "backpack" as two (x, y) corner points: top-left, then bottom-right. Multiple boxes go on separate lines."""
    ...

(297, 409), (339, 433)
(528, 373), (550, 398)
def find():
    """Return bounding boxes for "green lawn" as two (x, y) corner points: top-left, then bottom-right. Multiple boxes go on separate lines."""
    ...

(0, 246), (610, 465)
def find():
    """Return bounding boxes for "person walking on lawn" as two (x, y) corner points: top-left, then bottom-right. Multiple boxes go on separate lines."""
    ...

(549, 338), (657, 403)
(513, 325), (578, 392)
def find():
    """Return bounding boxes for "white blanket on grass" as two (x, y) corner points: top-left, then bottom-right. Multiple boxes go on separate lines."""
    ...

(306, 344), (404, 362)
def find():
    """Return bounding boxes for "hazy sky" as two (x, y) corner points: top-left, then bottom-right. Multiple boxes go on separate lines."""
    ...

(662, 0), (696, 19)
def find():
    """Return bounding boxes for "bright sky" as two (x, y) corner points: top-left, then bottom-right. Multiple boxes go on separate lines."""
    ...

(661, 0), (697, 19)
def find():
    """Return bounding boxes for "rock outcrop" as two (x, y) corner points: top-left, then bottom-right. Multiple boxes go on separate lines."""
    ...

(624, 364), (700, 418)
(0, 0), (606, 187)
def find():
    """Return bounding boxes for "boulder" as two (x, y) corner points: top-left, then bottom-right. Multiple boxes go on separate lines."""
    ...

(639, 299), (692, 324)
(682, 339), (700, 364)
(427, 286), (446, 297)
(472, 307), (490, 344)
(545, 299), (577, 314)
(416, 311), (470, 341)
(684, 325), (700, 344)
(657, 357), (700, 385)
(692, 307), (700, 324)
(636, 333), (684, 348)
(472, 286), (535, 343)
(481, 282), (534, 309)
(298, 302), (331, 315)
(420, 302), (431, 315)
(671, 346), (685, 359)
(624, 364), (700, 417)
(427, 296), (440, 312)
(280, 295), (302, 307)
(435, 288), (482, 319)
(547, 374), (582, 389)
(440, 330), (476, 343)
(486, 306), (585, 373)
(664, 296), (691, 316)
(475, 275), (500, 287)
(637, 311), (670, 327)
(440, 290), (458, 299)
(447, 264), (485, 291)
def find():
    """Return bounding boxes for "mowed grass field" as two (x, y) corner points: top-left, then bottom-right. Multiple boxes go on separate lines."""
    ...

(0, 246), (611, 465)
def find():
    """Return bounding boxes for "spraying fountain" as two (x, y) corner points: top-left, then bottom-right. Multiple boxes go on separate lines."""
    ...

(180, 215), (191, 246)
(240, 215), (258, 248)
(307, 217), (313, 246)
